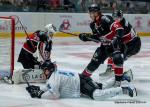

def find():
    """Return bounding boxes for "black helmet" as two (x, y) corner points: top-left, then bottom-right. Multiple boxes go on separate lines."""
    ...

(88, 4), (100, 12)
(35, 30), (48, 42)
(41, 60), (57, 75)
(112, 10), (123, 19)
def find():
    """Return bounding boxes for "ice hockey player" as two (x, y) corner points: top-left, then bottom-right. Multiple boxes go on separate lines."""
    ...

(78, 4), (127, 86)
(17, 24), (56, 69)
(101, 10), (141, 76)
(26, 60), (137, 100)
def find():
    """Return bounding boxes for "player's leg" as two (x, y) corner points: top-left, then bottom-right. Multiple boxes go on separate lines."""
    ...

(112, 51), (124, 86)
(112, 37), (140, 86)
(18, 49), (36, 69)
(93, 85), (137, 100)
(101, 69), (133, 89)
(82, 46), (108, 77)
(79, 74), (137, 100)
(124, 36), (141, 59)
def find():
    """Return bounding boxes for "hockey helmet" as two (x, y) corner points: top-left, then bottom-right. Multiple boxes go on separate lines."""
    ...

(41, 60), (57, 79)
(35, 30), (48, 42)
(45, 24), (57, 37)
(88, 4), (101, 12)
(112, 10), (123, 19)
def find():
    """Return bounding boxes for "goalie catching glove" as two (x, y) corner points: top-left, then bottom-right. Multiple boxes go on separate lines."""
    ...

(26, 85), (44, 98)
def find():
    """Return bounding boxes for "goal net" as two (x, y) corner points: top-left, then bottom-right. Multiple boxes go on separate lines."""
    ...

(0, 17), (15, 78)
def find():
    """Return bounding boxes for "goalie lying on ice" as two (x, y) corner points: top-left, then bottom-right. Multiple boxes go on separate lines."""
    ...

(24, 60), (137, 100)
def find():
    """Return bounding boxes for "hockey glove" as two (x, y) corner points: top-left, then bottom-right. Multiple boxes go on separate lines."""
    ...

(26, 85), (44, 98)
(79, 33), (92, 42)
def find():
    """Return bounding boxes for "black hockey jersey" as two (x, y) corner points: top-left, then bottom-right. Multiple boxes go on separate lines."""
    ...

(120, 18), (138, 44)
(23, 30), (49, 54)
(90, 15), (124, 43)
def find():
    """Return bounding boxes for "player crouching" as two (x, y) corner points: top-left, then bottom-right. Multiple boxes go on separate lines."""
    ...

(26, 60), (137, 100)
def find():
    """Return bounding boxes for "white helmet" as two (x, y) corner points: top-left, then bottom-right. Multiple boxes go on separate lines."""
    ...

(45, 24), (57, 36)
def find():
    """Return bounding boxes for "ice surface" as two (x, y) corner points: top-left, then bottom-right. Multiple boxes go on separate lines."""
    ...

(0, 37), (150, 107)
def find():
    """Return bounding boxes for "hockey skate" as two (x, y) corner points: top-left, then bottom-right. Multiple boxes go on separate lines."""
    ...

(122, 69), (133, 82)
(122, 86), (137, 97)
(113, 69), (133, 87)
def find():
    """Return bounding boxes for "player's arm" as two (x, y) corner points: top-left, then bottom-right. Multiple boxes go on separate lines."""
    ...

(26, 85), (44, 98)
(26, 83), (60, 99)
(43, 40), (52, 61)
(26, 37), (37, 51)
(26, 73), (60, 99)
(111, 21), (124, 50)
(78, 22), (100, 42)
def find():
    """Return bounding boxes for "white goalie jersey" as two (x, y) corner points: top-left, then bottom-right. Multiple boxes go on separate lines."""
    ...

(41, 70), (81, 99)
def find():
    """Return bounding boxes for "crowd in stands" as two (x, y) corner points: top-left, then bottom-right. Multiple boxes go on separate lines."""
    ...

(0, 0), (149, 13)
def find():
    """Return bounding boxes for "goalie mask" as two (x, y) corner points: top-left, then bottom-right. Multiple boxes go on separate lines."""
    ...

(45, 24), (57, 38)
(41, 60), (57, 79)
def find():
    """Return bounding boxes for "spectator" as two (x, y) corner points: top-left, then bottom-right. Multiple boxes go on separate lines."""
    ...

(63, 0), (75, 12)
(125, 1), (136, 14)
(22, 0), (30, 12)
(80, 0), (86, 11)
(50, 0), (60, 9)
(36, 0), (48, 12)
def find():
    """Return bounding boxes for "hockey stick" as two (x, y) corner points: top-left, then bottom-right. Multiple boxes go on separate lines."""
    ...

(59, 30), (112, 43)
(58, 30), (100, 43)
(57, 25), (111, 43)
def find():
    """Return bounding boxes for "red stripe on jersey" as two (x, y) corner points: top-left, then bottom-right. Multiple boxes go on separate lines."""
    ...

(22, 33), (39, 53)
(108, 57), (113, 65)
(110, 21), (123, 32)
(83, 70), (92, 77)
(104, 21), (123, 40)
(122, 32), (136, 44)
(28, 33), (40, 41)
(122, 32), (132, 44)
(23, 43), (37, 53)
(103, 31), (115, 40)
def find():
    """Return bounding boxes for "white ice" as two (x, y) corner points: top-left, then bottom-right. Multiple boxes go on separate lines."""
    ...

(0, 37), (150, 107)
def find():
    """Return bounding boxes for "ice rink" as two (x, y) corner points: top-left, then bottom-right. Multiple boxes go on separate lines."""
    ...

(0, 36), (150, 107)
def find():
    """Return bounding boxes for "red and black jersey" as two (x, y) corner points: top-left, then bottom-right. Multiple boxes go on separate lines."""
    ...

(23, 32), (40, 54)
(23, 30), (49, 54)
(120, 18), (138, 44)
(90, 15), (124, 44)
